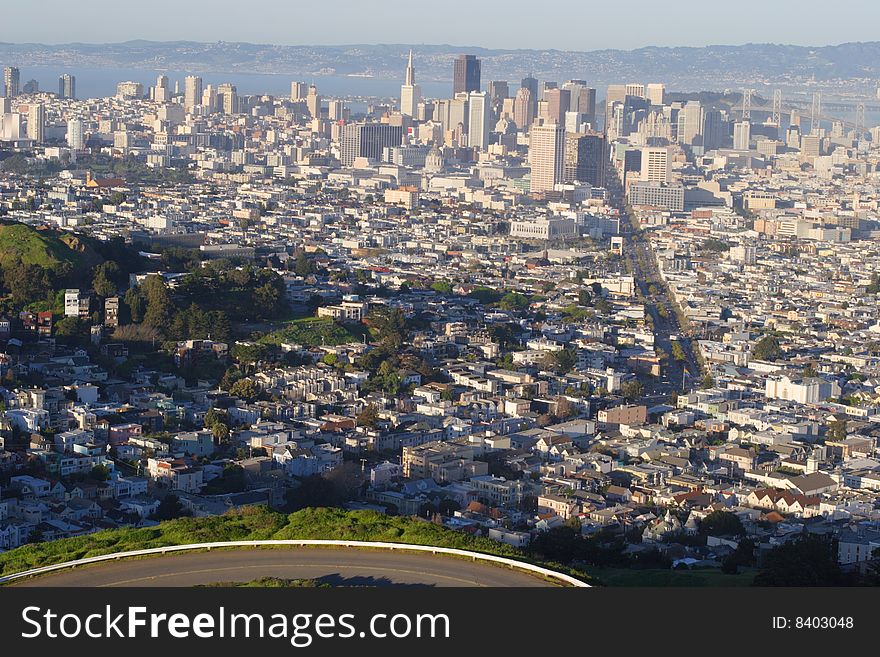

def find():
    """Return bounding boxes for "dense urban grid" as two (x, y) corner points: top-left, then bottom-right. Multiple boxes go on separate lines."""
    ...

(2, 47), (880, 586)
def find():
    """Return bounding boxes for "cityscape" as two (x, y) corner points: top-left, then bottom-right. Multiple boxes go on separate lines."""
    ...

(2, 22), (880, 589)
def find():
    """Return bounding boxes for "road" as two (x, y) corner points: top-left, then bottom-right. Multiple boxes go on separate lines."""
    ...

(10, 548), (557, 587)
(608, 170), (701, 396)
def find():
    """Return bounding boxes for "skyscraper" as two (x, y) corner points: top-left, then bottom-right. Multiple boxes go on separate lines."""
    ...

(67, 119), (84, 150)
(542, 88), (570, 125)
(529, 122), (566, 193)
(290, 81), (308, 102)
(564, 132), (606, 186)
(514, 87), (534, 132)
(306, 85), (321, 118)
(218, 83), (238, 114)
(400, 50), (421, 118)
(184, 75), (203, 112)
(453, 55), (481, 95)
(702, 109), (726, 150)
(468, 91), (490, 151)
(678, 101), (703, 146)
(154, 74), (170, 103)
(646, 83), (665, 106)
(27, 103), (45, 143)
(340, 123), (404, 166)
(4, 67), (20, 97)
(733, 121), (751, 151)
(640, 146), (672, 183)
(58, 74), (76, 99)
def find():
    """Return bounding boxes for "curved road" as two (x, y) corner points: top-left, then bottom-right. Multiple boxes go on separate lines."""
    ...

(10, 548), (557, 587)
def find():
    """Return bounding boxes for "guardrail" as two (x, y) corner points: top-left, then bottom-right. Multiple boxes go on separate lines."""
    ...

(0, 540), (590, 587)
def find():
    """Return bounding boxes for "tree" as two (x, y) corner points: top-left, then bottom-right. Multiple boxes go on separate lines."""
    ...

(671, 342), (686, 362)
(620, 379), (644, 401)
(700, 510), (745, 536)
(546, 348), (577, 375)
(294, 251), (317, 276)
(752, 335), (783, 361)
(827, 419), (848, 441)
(578, 289), (592, 306)
(89, 464), (111, 481)
(356, 404), (380, 428)
(54, 317), (84, 338)
(229, 378), (258, 400)
(151, 494), (191, 521)
(284, 474), (343, 511)
(124, 287), (146, 323)
(753, 534), (844, 586)
(368, 306), (407, 349)
(211, 422), (230, 443)
(142, 275), (174, 331)
(92, 261), (120, 298)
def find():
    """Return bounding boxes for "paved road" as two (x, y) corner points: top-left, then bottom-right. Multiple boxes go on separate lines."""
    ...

(11, 548), (557, 587)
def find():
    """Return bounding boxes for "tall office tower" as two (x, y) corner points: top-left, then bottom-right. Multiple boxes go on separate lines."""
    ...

(520, 74), (538, 115)
(604, 84), (627, 132)
(678, 101), (703, 146)
(154, 74), (170, 103)
(328, 99), (345, 121)
(0, 96), (10, 114)
(218, 83), (239, 114)
(468, 91), (490, 150)
(22, 80), (39, 94)
(563, 131), (606, 186)
(67, 118), (84, 150)
(58, 73), (76, 99)
(576, 87), (597, 126)
(400, 50), (421, 118)
(340, 123), (404, 166)
(290, 81), (308, 102)
(201, 85), (217, 112)
(625, 83), (646, 98)
(733, 121), (751, 151)
(542, 88), (570, 125)
(4, 67), (20, 97)
(434, 99), (450, 133)
(487, 80), (509, 110)
(27, 103), (45, 143)
(448, 92), (469, 135)
(702, 108), (726, 150)
(306, 85), (321, 118)
(561, 80), (584, 113)
(529, 122), (565, 193)
(453, 55), (481, 95)
(646, 83), (665, 106)
(640, 146), (672, 183)
(184, 75), (203, 111)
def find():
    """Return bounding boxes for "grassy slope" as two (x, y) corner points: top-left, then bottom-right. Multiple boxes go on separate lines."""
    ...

(0, 223), (101, 271)
(0, 507), (534, 578)
(259, 316), (367, 347)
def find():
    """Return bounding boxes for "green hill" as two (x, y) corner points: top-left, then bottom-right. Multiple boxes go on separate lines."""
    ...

(0, 223), (101, 272)
(0, 507), (589, 585)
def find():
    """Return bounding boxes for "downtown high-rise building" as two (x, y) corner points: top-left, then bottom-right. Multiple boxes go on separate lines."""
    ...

(733, 120), (751, 151)
(529, 122), (566, 193)
(218, 83), (239, 114)
(514, 87), (535, 132)
(154, 74), (170, 103)
(702, 109), (727, 150)
(290, 81), (308, 102)
(678, 100), (703, 146)
(453, 55), (481, 95)
(400, 50), (421, 118)
(184, 75), (203, 111)
(58, 74), (76, 99)
(4, 67), (20, 97)
(306, 85), (321, 118)
(563, 131), (606, 186)
(640, 146), (672, 183)
(340, 122), (403, 166)
(646, 83), (665, 106)
(468, 91), (490, 150)
(542, 88), (570, 125)
(27, 103), (45, 143)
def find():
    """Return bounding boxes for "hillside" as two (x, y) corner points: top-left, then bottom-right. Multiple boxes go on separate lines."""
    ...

(0, 223), (101, 273)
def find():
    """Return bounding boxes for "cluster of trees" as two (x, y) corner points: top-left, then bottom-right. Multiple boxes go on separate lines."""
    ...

(752, 335), (784, 361)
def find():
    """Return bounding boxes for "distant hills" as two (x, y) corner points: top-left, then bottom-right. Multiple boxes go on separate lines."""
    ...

(2, 40), (880, 91)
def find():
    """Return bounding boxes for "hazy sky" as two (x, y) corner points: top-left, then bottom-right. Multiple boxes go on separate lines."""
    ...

(14, 0), (880, 51)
